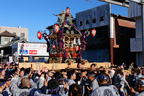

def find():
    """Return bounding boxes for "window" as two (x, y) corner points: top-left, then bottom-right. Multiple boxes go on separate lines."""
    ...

(4, 38), (10, 44)
(100, 16), (104, 21)
(21, 33), (25, 37)
(5, 38), (10, 41)
(93, 18), (96, 23)
(39, 58), (45, 62)
(80, 21), (83, 26)
(13, 32), (16, 35)
(86, 20), (89, 25)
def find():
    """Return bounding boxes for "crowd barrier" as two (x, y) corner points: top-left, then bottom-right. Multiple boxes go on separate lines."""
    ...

(19, 62), (111, 70)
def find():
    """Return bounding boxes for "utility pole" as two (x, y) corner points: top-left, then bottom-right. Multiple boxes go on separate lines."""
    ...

(141, 1), (144, 66)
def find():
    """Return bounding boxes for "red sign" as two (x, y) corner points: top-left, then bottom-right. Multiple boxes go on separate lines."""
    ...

(29, 50), (37, 55)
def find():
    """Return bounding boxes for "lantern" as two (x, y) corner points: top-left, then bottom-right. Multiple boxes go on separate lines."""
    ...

(54, 24), (59, 33)
(91, 29), (96, 37)
(53, 54), (56, 57)
(37, 32), (42, 40)
(66, 7), (71, 15)
(75, 45), (79, 51)
(53, 45), (56, 49)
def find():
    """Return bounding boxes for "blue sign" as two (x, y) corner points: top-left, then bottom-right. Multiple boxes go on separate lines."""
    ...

(19, 50), (28, 54)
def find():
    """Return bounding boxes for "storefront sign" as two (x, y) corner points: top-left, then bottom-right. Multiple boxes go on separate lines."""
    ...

(18, 43), (49, 56)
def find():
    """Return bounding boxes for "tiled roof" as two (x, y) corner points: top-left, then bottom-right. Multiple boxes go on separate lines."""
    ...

(0, 37), (28, 48)
(0, 30), (16, 37)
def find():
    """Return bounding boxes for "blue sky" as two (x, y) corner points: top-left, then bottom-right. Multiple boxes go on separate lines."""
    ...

(0, 0), (127, 42)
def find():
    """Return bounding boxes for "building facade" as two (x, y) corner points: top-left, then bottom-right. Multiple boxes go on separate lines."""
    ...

(0, 30), (16, 47)
(75, 4), (135, 65)
(0, 37), (49, 63)
(128, 1), (144, 66)
(0, 26), (28, 40)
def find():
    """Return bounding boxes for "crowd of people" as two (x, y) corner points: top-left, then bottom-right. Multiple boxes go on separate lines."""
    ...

(0, 62), (144, 96)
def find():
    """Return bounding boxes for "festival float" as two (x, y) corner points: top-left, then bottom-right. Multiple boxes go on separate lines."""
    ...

(37, 7), (96, 63)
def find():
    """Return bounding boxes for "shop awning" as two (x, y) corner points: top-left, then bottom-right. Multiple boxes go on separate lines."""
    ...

(117, 19), (136, 29)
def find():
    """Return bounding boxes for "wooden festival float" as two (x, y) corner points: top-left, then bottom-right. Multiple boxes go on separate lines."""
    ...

(37, 7), (96, 64)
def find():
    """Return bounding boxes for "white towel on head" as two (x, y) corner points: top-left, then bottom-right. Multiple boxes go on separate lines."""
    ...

(109, 70), (115, 78)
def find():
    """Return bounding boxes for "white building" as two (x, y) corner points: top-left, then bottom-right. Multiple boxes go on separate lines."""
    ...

(0, 26), (28, 40)
(0, 37), (49, 63)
